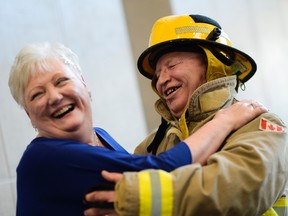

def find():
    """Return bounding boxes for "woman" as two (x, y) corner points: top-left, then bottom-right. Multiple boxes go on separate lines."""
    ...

(8, 42), (267, 216)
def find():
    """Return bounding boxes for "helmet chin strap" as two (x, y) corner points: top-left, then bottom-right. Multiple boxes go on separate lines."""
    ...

(146, 107), (190, 155)
(179, 110), (189, 140)
(146, 117), (169, 155)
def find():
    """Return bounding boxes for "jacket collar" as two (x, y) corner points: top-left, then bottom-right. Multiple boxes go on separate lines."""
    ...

(154, 76), (238, 123)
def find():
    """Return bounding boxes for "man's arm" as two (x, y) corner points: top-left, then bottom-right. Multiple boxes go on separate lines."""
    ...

(115, 113), (288, 216)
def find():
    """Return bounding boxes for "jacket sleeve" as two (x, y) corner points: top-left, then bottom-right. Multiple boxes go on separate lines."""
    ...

(115, 113), (288, 216)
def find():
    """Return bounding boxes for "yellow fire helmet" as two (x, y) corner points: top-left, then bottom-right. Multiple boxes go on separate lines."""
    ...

(137, 14), (256, 85)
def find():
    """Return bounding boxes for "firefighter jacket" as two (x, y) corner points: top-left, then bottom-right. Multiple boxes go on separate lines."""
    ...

(115, 76), (288, 216)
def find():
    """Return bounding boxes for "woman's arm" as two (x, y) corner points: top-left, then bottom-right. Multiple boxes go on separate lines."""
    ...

(185, 100), (267, 164)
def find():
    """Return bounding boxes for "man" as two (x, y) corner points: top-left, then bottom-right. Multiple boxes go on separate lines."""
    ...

(85, 14), (288, 216)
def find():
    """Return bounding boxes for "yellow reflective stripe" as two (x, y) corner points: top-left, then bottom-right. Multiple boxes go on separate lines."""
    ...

(262, 197), (288, 216)
(139, 171), (152, 215)
(262, 207), (278, 216)
(159, 170), (173, 216)
(138, 170), (174, 216)
(273, 197), (288, 208)
(179, 112), (189, 139)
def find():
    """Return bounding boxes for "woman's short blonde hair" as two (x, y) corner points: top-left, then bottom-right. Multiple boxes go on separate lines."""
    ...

(8, 42), (82, 108)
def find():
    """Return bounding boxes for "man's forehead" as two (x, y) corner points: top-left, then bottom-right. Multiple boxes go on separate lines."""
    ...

(157, 51), (202, 64)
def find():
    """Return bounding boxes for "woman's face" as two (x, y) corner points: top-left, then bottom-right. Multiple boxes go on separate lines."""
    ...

(155, 51), (207, 118)
(24, 60), (93, 142)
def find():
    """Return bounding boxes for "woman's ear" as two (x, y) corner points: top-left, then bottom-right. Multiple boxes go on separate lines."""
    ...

(25, 110), (37, 131)
(80, 75), (92, 101)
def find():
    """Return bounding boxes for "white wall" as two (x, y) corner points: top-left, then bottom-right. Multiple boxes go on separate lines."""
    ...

(0, 1), (147, 215)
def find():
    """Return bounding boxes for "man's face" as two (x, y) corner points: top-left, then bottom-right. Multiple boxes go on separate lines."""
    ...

(24, 60), (93, 141)
(155, 51), (207, 118)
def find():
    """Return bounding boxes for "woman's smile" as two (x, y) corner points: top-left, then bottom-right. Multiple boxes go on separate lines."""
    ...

(51, 104), (75, 119)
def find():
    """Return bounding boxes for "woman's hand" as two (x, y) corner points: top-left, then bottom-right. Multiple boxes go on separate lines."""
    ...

(214, 100), (268, 131)
(184, 99), (268, 165)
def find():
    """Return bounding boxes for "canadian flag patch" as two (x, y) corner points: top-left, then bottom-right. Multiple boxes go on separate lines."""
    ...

(259, 118), (287, 133)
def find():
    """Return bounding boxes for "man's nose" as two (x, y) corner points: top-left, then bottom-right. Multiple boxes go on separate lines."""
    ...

(157, 69), (171, 87)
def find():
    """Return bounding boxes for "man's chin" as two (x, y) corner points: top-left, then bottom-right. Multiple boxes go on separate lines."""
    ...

(168, 102), (187, 118)
(168, 108), (182, 118)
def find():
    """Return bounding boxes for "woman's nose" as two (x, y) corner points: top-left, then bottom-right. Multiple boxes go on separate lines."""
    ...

(47, 88), (63, 105)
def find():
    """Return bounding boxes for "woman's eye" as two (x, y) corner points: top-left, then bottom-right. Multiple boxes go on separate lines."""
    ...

(56, 78), (68, 85)
(31, 92), (42, 101)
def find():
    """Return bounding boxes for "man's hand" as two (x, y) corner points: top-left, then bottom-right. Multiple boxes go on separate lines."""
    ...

(84, 171), (123, 216)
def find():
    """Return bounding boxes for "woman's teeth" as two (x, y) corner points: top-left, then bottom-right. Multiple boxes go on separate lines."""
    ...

(53, 105), (73, 118)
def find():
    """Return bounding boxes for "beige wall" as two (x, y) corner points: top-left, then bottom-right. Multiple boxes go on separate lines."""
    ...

(1, 0), (288, 215)
(122, 0), (172, 131)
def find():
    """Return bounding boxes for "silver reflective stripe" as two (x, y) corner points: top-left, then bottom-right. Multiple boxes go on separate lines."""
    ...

(150, 171), (162, 215)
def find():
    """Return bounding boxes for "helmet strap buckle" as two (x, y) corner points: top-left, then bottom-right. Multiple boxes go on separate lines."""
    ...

(206, 27), (222, 41)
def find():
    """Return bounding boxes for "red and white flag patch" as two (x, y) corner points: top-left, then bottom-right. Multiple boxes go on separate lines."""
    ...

(259, 118), (287, 133)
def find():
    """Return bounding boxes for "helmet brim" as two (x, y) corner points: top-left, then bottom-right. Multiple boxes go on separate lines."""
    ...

(137, 39), (256, 83)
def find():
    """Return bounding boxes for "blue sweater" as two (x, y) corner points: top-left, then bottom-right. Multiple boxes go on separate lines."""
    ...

(16, 127), (191, 216)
